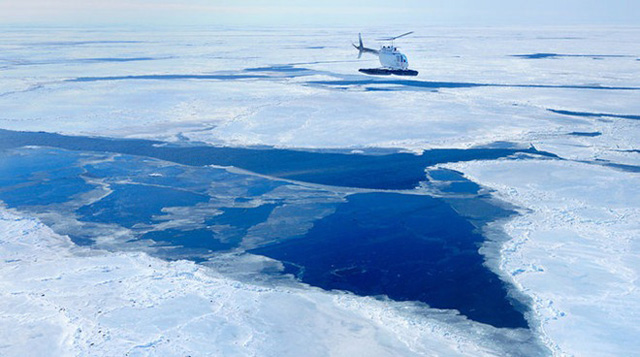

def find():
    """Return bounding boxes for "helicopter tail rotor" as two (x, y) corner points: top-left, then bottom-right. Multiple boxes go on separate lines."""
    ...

(353, 33), (378, 58)
(353, 33), (364, 59)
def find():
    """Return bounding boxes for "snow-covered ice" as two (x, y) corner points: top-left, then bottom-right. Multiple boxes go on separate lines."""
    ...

(1, 27), (638, 155)
(0, 207), (542, 356)
(441, 159), (640, 356)
(1, 25), (640, 355)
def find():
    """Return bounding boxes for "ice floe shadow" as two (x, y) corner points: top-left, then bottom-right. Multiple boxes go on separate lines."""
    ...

(307, 79), (640, 91)
(3, 57), (169, 68)
(287, 59), (361, 66)
(67, 74), (269, 82)
(603, 162), (640, 173)
(66, 64), (322, 83)
(575, 158), (640, 174)
(27, 40), (143, 46)
(55, 61), (640, 93)
(512, 53), (634, 59)
(534, 37), (585, 40)
(242, 65), (321, 78)
(79, 57), (158, 62)
(244, 65), (311, 73)
(568, 131), (602, 137)
(549, 109), (640, 121)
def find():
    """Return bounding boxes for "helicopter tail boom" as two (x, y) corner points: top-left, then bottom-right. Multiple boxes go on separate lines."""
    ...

(353, 33), (379, 58)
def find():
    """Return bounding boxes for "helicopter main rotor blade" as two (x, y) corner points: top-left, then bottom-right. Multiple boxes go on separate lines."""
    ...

(376, 31), (414, 41)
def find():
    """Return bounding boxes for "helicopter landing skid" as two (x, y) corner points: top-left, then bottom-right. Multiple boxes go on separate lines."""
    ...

(359, 68), (418, 76)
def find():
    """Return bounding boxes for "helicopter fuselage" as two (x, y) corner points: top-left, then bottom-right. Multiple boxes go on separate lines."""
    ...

(353, 32), (417, 75)
(378, 46), (409, 70)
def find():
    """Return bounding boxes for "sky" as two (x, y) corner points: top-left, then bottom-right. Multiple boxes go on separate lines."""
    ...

(1, 0), (639, 27)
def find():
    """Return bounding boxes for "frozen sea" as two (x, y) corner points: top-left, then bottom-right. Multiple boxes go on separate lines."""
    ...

(1, 26), (639, 356)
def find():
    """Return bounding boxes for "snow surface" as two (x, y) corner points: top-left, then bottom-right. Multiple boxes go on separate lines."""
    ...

(1, 25), (640, 355)
(1, 27), (639, 157)
(441, 159), (640, 356)
(0, 207), (541, 356)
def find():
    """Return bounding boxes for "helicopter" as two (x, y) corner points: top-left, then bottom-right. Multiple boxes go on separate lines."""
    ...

(353, 31), (418, 76)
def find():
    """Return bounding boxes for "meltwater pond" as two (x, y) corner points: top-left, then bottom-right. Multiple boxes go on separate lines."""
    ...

(0, 129), (539, 328)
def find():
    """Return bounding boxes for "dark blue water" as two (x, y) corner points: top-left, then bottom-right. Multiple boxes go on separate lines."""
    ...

(77, 184), (209, 228)
(137, 205), (279, 261)
(440, 180), (481, 194)
(569, 131), (602, 137)
(427, 169), (482, 194)
(513, 53), (561, 59)
(364, 87), (397, 92)
(204, 204), (279, 246)
(144, 229), (233, 252)
(0, 129), (555, 190)
(84, 155), (243, 195)
(427, 168), (467, 181)
(0, 129), (533, 329)
(250, 192), (527, 328)
(0, 149), (93, 206)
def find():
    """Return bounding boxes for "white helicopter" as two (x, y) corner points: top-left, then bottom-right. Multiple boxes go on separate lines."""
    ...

(353, 31), (418, 76)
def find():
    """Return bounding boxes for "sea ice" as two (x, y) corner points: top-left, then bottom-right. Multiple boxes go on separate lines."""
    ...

(1, 25), (639, 356)
(443, 159), (640, 356)
(0, 207), (543, 356)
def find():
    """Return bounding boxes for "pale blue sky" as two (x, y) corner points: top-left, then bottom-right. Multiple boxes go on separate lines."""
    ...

(2, 0), (639, 27)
